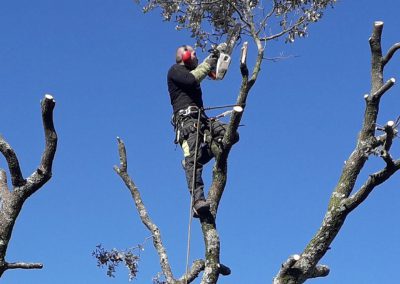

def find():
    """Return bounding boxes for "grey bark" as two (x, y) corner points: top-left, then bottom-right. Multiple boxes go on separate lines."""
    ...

(273, 21), (400, 284)
(114, 138), (205, 284)
(0, 95), (57, 277)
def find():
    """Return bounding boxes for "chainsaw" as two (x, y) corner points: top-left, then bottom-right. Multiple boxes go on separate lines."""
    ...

(208, 24), (241, 80)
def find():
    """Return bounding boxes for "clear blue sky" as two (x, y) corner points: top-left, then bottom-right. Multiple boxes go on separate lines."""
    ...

(0, 1), (399, 283)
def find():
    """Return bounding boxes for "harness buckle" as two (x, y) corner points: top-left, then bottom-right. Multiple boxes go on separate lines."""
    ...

(178, 106), (199, 116)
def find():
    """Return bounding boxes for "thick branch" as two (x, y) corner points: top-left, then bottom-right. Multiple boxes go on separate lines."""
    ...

(19, 94), (57, 198)
(274, 21), (399, 284)
(177, 259), (205, 284)
(371, 78), (395, 100)
(0, 170), (9, 193)
(369, 21), (384, 94)
(344, 160), (400, 212)
(310, 265), (330, 279)
(274, 254), (300, 282)
(201, 15), (265, 284)
(0, 94), (57, 279)
(378, 121), (397, 166)
(0, 137), (24, 188)
(114, 138), (175, 283)
(383, 42), (400, 67)
(6, 262), (43, 270)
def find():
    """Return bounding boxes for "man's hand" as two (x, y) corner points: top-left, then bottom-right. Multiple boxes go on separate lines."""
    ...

(205, 53), (218, 68)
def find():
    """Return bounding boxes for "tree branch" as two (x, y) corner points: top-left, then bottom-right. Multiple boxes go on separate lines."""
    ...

(0, 170), (9, 193)
(274, 254), (300, 282)
(19, 94), (57, 198)
(225, 0), (252, 30)
(6, 262), (43, 270)
(310, 265), (330, 279)
(177, 259), (205, 284)
(114, 138), (176, 283)
(257, 0), (277, 35)
(0, 94), (57, 279)
(273, 21), (400, 284)
(0, 137), (24, 188)
(371, 78), (395, 100)
(344, 160), (400, 212)
(260, 17), (307, 42)
(383, 42), (400, 67)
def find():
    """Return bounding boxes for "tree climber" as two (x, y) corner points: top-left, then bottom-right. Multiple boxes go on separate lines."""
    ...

(168, 45), (226, 218)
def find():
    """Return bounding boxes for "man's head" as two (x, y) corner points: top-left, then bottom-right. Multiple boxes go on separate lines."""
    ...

(176, 45), (198, 70)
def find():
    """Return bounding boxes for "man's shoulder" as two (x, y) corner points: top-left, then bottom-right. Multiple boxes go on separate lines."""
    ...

(168, 64), (188, 79)
(169, 64), (188, 72)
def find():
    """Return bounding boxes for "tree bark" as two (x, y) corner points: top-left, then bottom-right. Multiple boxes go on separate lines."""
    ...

(0, 94), (57, 277)
(273, 21), (400, 284)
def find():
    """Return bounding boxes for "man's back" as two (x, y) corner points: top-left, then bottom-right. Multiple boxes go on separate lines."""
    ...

(167, 63), (203, 113)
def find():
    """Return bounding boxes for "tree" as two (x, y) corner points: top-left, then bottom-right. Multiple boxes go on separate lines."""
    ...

(94, 1), (367, 284)
(89, 1), (400, 284)
(273, 21), (400, 284)
(0, 95), (57, 278)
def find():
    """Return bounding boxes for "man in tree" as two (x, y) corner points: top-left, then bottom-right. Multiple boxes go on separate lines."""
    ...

(167, 45), (220, 217)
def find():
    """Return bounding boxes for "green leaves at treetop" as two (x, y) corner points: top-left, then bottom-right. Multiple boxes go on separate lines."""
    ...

(135, 0), (337, 49)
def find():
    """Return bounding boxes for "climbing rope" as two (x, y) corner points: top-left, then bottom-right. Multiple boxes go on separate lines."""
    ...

(184, 108), (202, 284)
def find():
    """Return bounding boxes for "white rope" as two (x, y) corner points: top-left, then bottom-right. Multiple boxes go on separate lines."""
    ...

(185, 109), (202, 284)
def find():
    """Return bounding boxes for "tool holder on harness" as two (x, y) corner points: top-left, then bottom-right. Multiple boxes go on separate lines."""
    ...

(172, 106), (209, 145)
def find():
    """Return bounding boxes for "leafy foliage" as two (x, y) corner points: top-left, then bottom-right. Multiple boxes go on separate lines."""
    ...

(135, 0), (337, 48)
(92, 244), (141, 281)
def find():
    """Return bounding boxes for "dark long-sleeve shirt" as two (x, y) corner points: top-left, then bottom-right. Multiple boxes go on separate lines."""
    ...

(167, 64), (203, 113)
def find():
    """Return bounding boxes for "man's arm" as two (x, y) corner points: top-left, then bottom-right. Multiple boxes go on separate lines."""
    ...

(190, 62), (211, 83)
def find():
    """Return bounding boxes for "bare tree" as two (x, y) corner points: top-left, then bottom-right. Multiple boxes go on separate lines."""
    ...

(273, 21), (400, 284)
(0, 95), (57, 278)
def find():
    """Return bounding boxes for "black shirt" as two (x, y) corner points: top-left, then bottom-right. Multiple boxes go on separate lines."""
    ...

(167, 64), (203, 113)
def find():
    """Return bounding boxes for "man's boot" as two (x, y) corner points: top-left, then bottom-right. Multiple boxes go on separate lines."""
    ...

(193, 199), (210, 218)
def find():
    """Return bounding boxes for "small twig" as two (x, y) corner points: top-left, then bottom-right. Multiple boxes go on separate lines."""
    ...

(260, 18), (306, 41)
(257, 0), (277, 35)
(264, 54), (300, 62)
(225, 0), (252, 29)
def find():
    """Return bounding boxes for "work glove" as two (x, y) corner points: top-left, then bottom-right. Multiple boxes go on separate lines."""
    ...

(204, 53), (218, 69)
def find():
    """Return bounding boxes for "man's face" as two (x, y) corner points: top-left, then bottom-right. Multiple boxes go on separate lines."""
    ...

(185, 46), (198, 70)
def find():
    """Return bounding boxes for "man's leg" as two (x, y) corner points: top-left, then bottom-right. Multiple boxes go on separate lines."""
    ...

(180, 128), (210, 216)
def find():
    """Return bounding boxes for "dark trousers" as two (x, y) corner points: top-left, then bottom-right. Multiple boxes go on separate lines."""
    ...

(175, 114), (226, 202)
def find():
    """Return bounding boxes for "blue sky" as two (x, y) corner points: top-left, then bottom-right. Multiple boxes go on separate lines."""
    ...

(0, 1), (399, 283)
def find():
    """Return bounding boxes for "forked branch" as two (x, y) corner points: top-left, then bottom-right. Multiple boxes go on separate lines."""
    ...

(114, 138), (204, 284)
(0, 94), (57, 278)
(273, 21), (400, 284)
